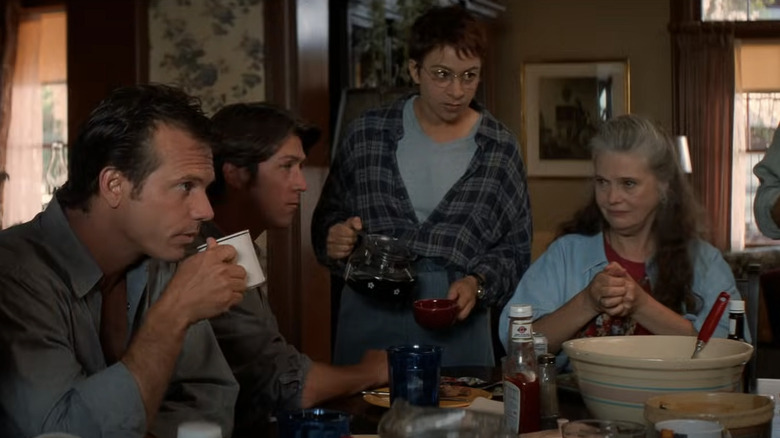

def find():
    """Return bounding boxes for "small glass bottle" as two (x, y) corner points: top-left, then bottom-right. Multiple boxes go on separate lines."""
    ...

(533, 332), (548, 358)
(45, 141), (68, 194)
(727, 299), (745, 342)
(503, 304), (541, 434)
(727, 299), (749, 393)
(538, 353), (559, 430)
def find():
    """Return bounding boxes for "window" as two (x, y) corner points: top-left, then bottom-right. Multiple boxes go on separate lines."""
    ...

(703, 0), (780, 21)
(41, 82), (68, 207)
(2, 11), (67, 228)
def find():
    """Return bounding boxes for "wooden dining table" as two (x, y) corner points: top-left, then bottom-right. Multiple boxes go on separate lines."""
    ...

(316, 366), (591, 436)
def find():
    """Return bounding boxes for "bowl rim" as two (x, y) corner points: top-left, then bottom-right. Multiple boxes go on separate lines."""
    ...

(413, 298), (457, 311)
(644, 392), (775, 427)
(561, 335), (753, 370)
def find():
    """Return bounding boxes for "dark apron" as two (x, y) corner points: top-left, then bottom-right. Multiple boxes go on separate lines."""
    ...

(332, 258), (494, 367)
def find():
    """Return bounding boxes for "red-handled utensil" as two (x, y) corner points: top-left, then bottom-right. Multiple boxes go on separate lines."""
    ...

(691, 291), (730, 358)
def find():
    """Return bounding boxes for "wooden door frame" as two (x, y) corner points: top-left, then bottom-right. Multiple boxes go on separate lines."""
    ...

(264, 0), (332, 361)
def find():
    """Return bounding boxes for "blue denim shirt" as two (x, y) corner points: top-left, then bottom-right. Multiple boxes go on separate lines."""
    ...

(0, 200), (238, 438)
(499, 232), (740, 368)
(753, 126), (780, 238)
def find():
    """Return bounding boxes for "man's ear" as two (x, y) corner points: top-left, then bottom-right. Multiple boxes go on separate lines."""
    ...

(222, 162), (251, 189)
(409, 60), (420, 85)
(98, 167), (125, 208)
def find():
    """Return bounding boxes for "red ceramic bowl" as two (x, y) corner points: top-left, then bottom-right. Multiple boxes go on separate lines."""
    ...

(413, 298), (458, 330)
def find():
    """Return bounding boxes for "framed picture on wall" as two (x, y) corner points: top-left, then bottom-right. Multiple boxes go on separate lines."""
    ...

(521, 60), (630, 177)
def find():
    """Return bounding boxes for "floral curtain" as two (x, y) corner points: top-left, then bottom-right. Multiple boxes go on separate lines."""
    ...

(0, 0), (21, 228)
(672, 24), (736, 251)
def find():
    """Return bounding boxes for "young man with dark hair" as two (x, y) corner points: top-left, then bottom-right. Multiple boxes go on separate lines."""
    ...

(194, 102), (387, 437)
(0, 84), (246, 438)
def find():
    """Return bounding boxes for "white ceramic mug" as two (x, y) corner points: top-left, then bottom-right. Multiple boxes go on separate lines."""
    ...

(197, 229), (265, 288)
(177, 421), (222, 438)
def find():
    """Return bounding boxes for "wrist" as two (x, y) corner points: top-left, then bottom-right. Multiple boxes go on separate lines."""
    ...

(469, 273), (486, 301)
(149, 293), (191, 335)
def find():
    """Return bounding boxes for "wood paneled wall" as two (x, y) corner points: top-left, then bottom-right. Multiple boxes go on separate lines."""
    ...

(66, 0), (147, 134)
(265, 0), (332, 361)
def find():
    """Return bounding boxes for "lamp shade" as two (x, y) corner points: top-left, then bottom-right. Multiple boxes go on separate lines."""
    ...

(675, 135), (693, 174)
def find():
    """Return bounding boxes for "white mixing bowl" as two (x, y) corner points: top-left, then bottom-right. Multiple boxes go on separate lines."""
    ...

(561, 335), (753, 423)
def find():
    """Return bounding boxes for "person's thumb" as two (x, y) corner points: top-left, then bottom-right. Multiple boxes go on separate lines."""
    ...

(603, 261), (626, 276)
(348, 216), (363, 232)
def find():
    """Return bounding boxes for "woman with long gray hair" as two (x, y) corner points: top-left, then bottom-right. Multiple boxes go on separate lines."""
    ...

(499, 114), (739, 364)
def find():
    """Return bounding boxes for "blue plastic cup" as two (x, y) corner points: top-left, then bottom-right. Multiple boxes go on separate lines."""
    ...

(387, 344), (443, 407)
(276, 408), (351, 438)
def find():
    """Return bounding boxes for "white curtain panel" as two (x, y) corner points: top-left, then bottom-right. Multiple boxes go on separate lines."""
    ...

(3, 16), (43, 228)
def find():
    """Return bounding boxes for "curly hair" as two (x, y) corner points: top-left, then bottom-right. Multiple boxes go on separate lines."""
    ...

(558, 114), (704, 314)
(408, 5), (487, 65)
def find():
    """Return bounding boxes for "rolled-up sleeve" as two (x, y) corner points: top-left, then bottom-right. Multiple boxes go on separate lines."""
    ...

(209, 288), (310, 432)
(0, 272), (146, 438)
(753, 126), (780, 239)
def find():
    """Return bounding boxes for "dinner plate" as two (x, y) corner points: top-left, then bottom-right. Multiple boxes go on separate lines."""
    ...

(362, 386), (492, 409)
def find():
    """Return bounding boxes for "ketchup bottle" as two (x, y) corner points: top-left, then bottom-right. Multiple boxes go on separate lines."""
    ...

(503, 304), (541, 433)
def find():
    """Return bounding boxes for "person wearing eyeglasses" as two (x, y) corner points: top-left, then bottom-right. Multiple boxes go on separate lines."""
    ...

(312, 5), (532, 367)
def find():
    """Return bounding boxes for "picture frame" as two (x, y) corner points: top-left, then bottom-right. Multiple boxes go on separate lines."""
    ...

(521, 60), (630, 177)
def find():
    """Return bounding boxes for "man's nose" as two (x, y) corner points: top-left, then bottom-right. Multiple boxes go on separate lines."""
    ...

(192, 190), (214, 221)
(294, 168), (308, 192)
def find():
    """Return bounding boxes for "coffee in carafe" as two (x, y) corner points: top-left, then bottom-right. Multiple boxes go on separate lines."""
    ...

(344, 233), (416, 304)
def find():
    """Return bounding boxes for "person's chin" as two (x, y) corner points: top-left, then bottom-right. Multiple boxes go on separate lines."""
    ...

(276, 218), (295, 229)
(155, 246), (187, 262)
(438, 109), (463, 123)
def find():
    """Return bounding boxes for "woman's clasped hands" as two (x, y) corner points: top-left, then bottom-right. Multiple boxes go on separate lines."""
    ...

(587, 262), (647, 318)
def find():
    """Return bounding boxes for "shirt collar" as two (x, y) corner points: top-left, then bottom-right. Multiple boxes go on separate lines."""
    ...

(40, 198), (149, 301)
(40, 198), (103, 298)
(386, 92), (487, 143)
(581, 231), (658, 284)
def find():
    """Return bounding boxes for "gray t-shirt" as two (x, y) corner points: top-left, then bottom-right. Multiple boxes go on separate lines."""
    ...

(396, 96), (481, 222)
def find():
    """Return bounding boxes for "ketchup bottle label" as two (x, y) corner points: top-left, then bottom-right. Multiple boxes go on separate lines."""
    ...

(503, 379), (522, 433)
(503, 373), (541, 433)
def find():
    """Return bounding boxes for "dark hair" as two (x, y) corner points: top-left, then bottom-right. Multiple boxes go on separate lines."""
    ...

(558, 114), (704, 315)
(207, 102), (320, 203)
(57, 83), (213, 211)
(408, 5), (487, 66)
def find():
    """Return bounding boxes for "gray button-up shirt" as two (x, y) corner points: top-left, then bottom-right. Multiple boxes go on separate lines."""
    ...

(0, 200), (239, 438)
(153, 222), (311, 438)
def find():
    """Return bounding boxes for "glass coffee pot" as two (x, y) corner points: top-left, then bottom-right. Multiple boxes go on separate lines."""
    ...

(344, 233), (417, 304)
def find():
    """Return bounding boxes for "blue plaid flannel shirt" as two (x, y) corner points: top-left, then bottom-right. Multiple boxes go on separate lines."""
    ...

(312, 94), (532, 308)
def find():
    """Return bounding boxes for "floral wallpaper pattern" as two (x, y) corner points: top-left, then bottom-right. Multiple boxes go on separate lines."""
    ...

(148, 0), (265, 114)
